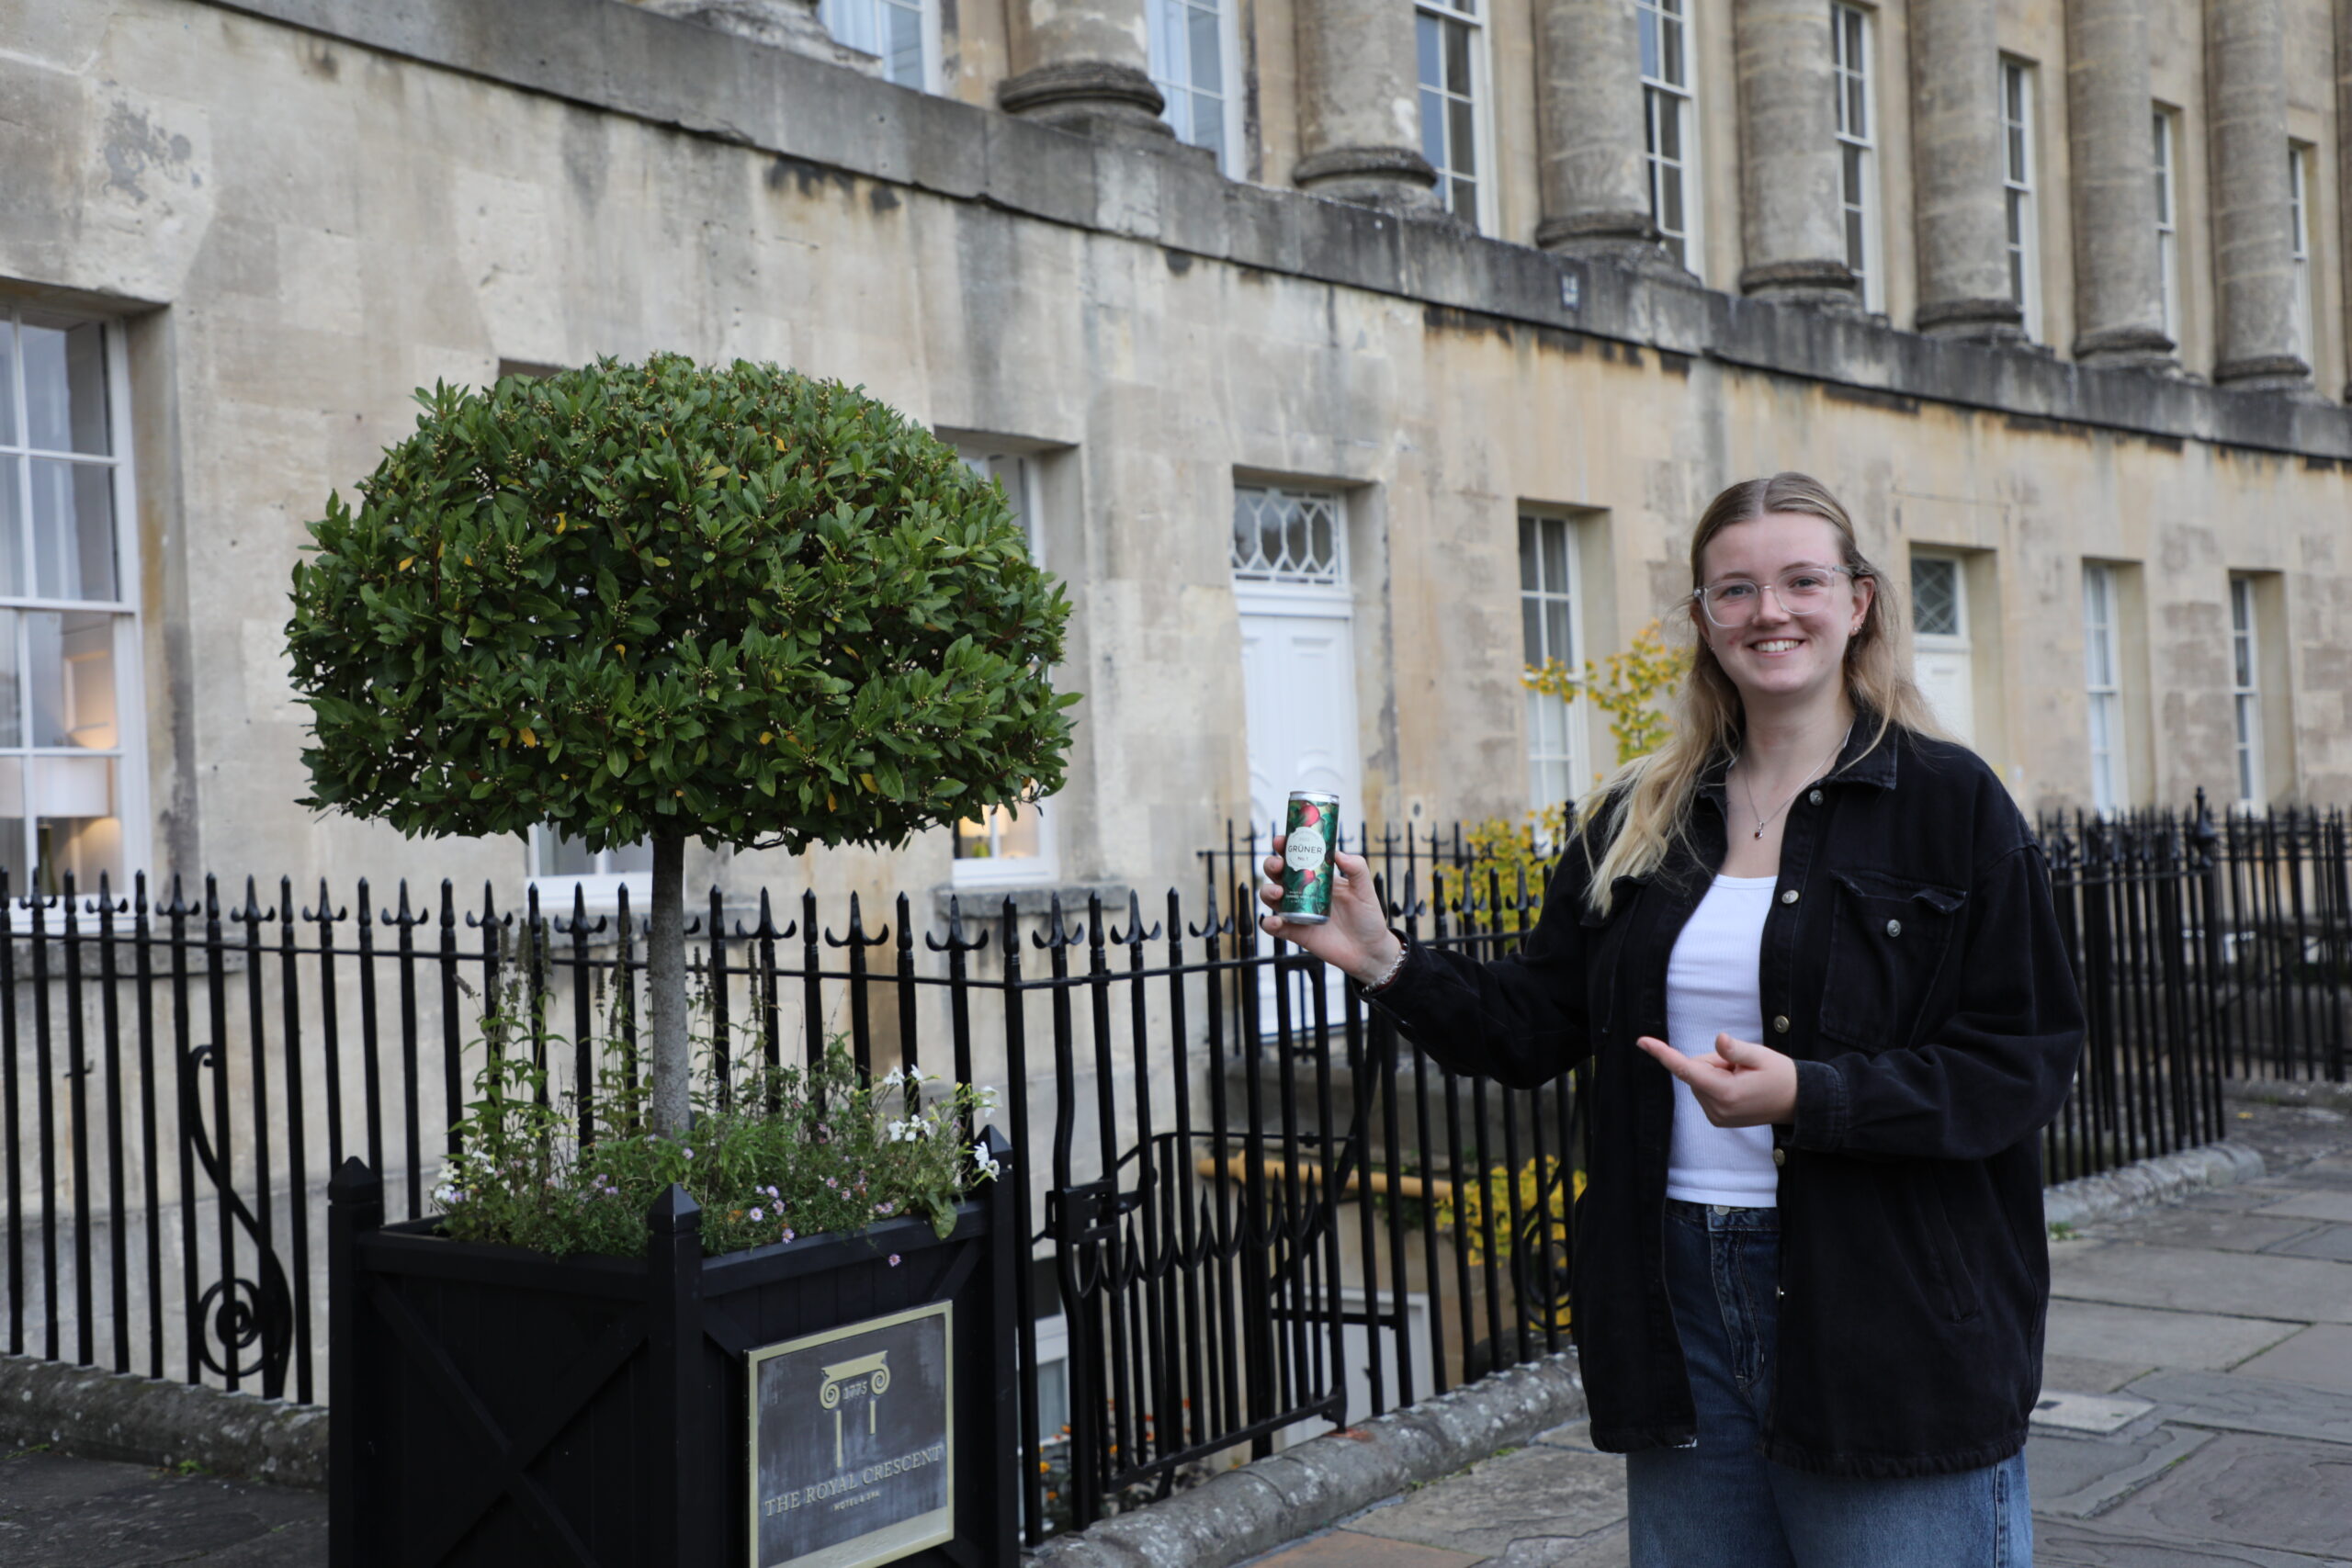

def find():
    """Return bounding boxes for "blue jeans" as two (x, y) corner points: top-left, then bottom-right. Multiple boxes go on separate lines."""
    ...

(1624, 1200), (2032, 1568)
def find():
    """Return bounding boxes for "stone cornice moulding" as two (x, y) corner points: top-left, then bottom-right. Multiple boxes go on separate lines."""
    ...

(191, 0), (2352, 463)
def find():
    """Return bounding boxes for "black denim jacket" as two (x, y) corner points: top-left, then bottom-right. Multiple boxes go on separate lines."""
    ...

(1368, 722), (2086, 1477)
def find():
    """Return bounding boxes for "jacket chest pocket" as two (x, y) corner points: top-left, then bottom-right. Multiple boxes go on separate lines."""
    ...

(1818, 871), (1968, 1050)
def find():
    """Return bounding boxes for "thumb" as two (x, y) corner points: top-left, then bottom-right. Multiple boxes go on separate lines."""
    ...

(1715, 1032), (1770, 1068)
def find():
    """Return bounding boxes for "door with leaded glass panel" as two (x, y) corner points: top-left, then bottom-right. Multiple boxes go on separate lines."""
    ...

(1910, 555), (1974, 747)
(1232, 484), (1359, 1034)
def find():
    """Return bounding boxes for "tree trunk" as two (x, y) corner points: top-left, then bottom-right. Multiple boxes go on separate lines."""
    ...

(647, 833), (692, 1137)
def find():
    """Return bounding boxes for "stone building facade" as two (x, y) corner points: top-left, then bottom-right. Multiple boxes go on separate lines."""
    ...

(4, 0), (2350, 913)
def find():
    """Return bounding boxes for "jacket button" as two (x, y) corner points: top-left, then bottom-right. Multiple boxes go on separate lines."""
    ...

(1781, 889), (1800, 905)
(1772, 1147), (1787, 1168)
(1886, 919), (1902, 937)
(1772, 1015), (1790, 1033)
(1807, 790), (1823, 806)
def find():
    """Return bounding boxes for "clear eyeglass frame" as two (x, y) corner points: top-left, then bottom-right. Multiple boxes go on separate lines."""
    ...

(1690, 563), (1860, 628)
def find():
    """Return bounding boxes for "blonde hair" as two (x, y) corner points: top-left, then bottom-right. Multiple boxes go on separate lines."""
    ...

(1579, 472), (1945, 913)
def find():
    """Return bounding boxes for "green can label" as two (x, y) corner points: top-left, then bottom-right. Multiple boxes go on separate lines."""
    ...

(1279, 792), (1341, 922)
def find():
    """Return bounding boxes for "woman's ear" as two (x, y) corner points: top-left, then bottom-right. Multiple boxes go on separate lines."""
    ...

(1849, 570), (1877, 636)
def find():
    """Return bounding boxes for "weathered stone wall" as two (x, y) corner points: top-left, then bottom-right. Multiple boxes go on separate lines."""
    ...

(0, 0), (2347, 924)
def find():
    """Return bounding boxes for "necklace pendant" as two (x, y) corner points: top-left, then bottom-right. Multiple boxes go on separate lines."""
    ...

(1753, 827), (1765, 840)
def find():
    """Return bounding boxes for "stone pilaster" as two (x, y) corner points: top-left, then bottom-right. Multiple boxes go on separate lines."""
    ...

(1909, 0), (2022, 339)
(2209, 0), (2309, 390)
(2338, 0), (2352, 398)
(2065, 0), (2172, 367)
(1734, 0), (1857, 304)
(1532, 0), (1657, 257)
(2201, 0), (2295, 389)
(999, 0), (1170, 138)
(1294, 0), (1440, 209)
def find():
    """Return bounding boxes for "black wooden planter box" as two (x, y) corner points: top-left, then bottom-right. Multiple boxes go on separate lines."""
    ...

(327, 1134), (1018, 1568)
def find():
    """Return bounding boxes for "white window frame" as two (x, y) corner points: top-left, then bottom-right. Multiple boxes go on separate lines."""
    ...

(2289, 141), (2314, 367)
(2154, 108), (2180, 344)
(1638, 0), (1701, 279)
(1149, 0), (1245, 176)
(2229, 575), (2264, 808)
(2000, 58), (2041, 342)
(1416, 0), (1495, 233)
(525, 829), (654, 913)
(950, 446), (1060, 890)
(1832, 4), (1882, 313)
(0, 306), (151, 898)
(1519, 514), (1584, 815)
(2083, 563), (2126, 814)
(819, 0), (942, 92)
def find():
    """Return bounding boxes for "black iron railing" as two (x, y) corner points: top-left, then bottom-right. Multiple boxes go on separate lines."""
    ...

(0, 798), (2340, 1538)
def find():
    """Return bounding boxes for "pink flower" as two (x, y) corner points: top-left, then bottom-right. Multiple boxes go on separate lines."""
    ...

(888, 1254), (901, 1268)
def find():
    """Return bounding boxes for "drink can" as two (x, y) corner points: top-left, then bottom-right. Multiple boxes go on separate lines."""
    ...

(1278, 791), (1342, 924)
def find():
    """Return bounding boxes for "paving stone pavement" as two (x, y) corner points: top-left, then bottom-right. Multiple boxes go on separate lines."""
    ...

(1243, 1101), (2352, 1568)
(0, 1104), (2343, 1568)
(0, 1448), (324, 1565)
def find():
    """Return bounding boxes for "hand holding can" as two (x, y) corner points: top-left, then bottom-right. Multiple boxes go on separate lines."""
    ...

(1277, 791), (1341, 924)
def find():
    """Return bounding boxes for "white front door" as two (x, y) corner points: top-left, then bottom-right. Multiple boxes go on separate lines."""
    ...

(1239, 606), (1361, 839)
(1910, 555), (1974, 746)
(1232, 483), (1360, 1034)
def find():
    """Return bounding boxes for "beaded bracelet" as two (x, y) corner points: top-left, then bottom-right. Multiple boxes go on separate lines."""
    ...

(1362, 942), (1409, 994)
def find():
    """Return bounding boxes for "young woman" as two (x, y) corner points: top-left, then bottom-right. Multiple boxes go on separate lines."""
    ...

(1260, 473), (2083, 1567)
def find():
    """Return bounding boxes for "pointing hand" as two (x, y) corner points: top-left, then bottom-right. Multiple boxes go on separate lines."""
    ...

(1634, 1032), (1798, 1128)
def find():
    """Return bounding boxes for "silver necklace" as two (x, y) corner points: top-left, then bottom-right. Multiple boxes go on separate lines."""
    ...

(1734, 722), (1852, 840)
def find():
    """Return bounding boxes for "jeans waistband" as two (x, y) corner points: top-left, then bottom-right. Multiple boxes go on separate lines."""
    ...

(1664, 1197), (1781, 1234)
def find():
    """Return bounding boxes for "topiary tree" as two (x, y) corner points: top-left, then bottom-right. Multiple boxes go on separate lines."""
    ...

(287, 355), (1076, 1135)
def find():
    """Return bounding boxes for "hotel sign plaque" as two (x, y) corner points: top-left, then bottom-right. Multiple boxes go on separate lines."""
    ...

(748, 1302), (955, 1568)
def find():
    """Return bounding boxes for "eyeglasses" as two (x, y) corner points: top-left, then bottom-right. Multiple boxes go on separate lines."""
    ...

(1690, 564), (1858, 628)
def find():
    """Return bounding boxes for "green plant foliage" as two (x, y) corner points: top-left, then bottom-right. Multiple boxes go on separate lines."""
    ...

(1522, 618), (1692, 771)
(286, 355), (1077, 855)
(436, 1044), (1000, 1258)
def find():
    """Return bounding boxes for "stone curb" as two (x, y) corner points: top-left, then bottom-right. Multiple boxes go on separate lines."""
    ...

(1026, 1353), (1586, 1568)
(2041, 1140), (2267, 1233)
(2223, 1077), (2352, 1115)
(0, 1354), (326, 1490)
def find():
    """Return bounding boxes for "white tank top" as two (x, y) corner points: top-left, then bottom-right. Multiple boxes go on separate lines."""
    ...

(1663, 873), (1781, 1208)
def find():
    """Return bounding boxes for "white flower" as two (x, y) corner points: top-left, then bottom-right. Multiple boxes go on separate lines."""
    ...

(888, 1120), (910, 1143)
(749, 1207), (764, 1222)
(882, 1066), (905, 1089)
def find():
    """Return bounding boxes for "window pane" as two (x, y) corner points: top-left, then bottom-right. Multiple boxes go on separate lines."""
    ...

(604, 839), (656, 874)
(1540, 516), (1567, 591)
(1418, 13), (1441, 87)
(1660, 14), (1682, 84)
(1192, 90), (1225, 160)
(1912, 558), (1960, 637)
(1521, 598), (1544, 664)
(1544, 598), (1571, 662)
(0, 758), (20, 886)
(0, 457), (18, 598)
(1639, 11), (1659, 78)
(885, 0), (923, 86)
(1518, 517), (1541, 592)
(1660, 163), (1685, 233)
(0, 608), (17, 748)
(27, 609), (117, 750)
(1449, 98), (1477, 176)
(1419, 89), (1447, 166)
(1444, 17), (1472, 96)
(21, 320), (109, 457)
(28, 458), (117, 601)
(1189, 2), (1223, 94)
(0, 322), (15, 447)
